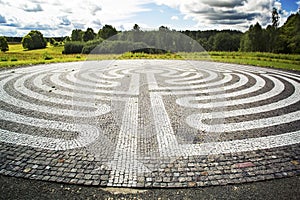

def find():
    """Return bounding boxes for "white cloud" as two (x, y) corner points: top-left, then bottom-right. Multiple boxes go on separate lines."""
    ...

(22, 3), (43, 12)
(0, 0), (153, 36)
(0, 0), (295, 36)
(153, 0), (289, 31)
(171, 16), (179, 20)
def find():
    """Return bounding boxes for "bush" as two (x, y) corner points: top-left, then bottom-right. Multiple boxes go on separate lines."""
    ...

(82, 44), (97, 54)
(63, 41), (85, 54)
(0, 36), (9, 52)
(81, 38), (103, 54)
(90, 40), (149, 54)
(131, 48), (168, 54)
(0, 57), (8, 61)
(22, 30), (47, 50)
(50, 38), (56, 45)
(11, 57), (18, 61)
(43, 52), (53, 60)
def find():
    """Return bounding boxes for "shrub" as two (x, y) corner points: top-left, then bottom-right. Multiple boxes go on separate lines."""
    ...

(50, 38), (56, 45)
(0, 36), (9, 52)
(81, 39), (104, 54)
(43, 52), (53, 60)
(90, 40), (149, 54)
(22, 30), (47, 50)
(11, 57), (18, 61)
(63, 41), (84, 54)
(131, 48), (168, 54)
(0, 57), (8, 61)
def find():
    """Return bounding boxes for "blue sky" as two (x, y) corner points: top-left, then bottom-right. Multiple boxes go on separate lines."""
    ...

(281, 0), (299, 11)
(0, 0), (299, 37)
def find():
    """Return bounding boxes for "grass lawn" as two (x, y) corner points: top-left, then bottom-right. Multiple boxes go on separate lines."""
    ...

(208, 51), (300, 71)
(1, 43), (300, 71)
(0, 43), (86, 67)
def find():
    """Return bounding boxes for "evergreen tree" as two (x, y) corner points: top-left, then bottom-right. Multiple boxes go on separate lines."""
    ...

(98, 25), (118, 39)
(133, 24), (140, 31)
(83, 28), (95, 42)
(272, 7), (280, 28)
(278, 12), (300, 53)
(240, 23), (267, 52)
(0, 36), (9, 52)
(71, 29), (83, 41)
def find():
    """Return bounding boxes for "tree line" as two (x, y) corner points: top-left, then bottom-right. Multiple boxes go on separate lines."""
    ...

(0, 9), (299, 54)
(183, 8), (300, 54)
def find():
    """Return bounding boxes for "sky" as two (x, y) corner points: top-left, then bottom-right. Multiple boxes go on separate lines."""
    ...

(0, 0), (299, 37)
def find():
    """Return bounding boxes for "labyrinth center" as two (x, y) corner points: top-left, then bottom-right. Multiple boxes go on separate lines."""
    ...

(0, 60), (299, 187)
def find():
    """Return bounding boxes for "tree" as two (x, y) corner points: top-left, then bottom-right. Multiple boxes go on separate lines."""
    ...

(133, 24), (140, 31)
(98, 25), (118, 39)
(0, 36), (9, 52)
(64, 36), (71, 42)
(83, 28), (95, 42)
(22, 30), (47, 50)
(213, 32), (241, 51)
(266, 25), (278, 52)
(71, 29), (83, 41)
(159, 26), (170, 31)
(240, 22), (267, 52)
(278, 12), (300, 53)
(263, 8), (280, 52)
(272, 7), (280, 28)
(22, 35), (34, 50)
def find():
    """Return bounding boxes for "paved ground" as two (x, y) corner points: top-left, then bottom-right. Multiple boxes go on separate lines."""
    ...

(0, 60), (299, 189)
(1, 174), (300, 199)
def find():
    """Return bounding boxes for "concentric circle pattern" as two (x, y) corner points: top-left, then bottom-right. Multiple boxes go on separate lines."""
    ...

(0, 60), (299, 188)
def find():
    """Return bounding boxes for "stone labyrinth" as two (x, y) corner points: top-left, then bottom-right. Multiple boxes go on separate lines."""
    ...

(0, 60), (299, 188)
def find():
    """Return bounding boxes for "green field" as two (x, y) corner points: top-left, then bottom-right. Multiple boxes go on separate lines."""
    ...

(0, 43), (86, 67)
(1, 43), (300, 71)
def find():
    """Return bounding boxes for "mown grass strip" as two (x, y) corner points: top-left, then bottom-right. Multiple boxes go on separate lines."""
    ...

(1, 43), (299, 71)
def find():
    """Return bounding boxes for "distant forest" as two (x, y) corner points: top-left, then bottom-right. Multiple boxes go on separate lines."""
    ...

(5, 9), (300, 54)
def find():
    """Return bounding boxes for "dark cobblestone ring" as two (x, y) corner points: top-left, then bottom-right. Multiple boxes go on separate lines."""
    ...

(0, 60), (299, 188)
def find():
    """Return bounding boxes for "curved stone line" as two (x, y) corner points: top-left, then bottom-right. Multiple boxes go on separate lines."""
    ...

(150, 92), (300, 157)
(66, 70), (121, 88)
(217, 64), (267, 74)
(0, 75), (110, 117)
(161, 69), (199, 78)
(149, 73), (233, 91)
(0, 110), (100, 150)
(161, 66), (198, 76)
(186, 74), (300, 132)
(49, 70), (140, 95)
(217, 62), (300, 80)
(32, 73), (129, 102)
(187, 110), (300, 133)
(14, 72), (111, 115)
(154, 70), (257, 95)
(177, 74), (284, 109)
(164, 69), (218, 85)
(179, 130), (300, 156)
(165, 71), (204, 81)
(166, 72), (246, 94)
(160, 65), (198, 75)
